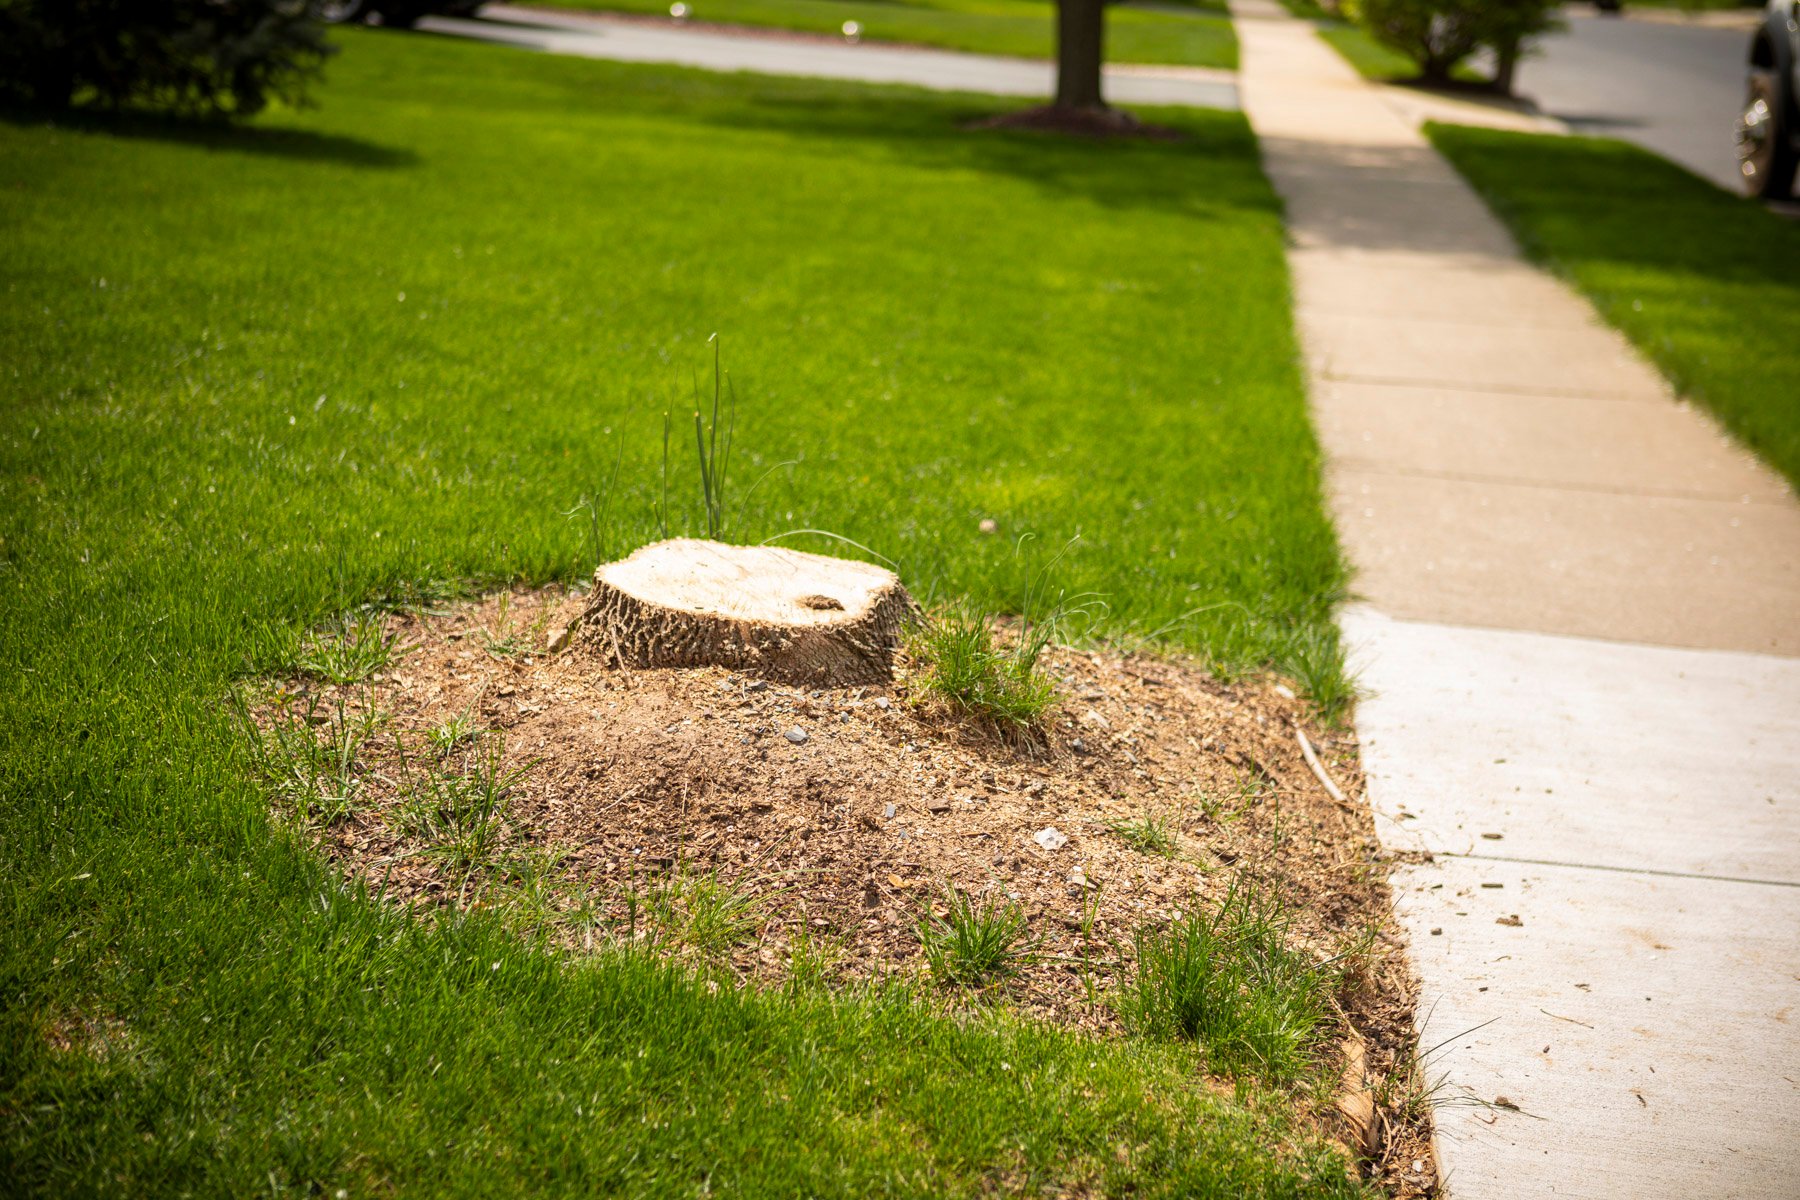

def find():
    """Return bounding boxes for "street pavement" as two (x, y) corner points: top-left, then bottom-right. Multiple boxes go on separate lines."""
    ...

(421, 5), (1239, 109)
(1233, 0), (1800, 1194)
(1516, 10), (1756, 191)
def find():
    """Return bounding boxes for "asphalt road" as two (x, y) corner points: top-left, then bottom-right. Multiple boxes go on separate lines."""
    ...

(423, 5), (1239, 110)
(1515, 10), (1757, 192)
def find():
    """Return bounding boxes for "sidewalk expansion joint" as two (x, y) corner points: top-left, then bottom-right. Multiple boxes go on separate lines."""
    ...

(1331, 460), (1787, 507)
(1320, 371), (1666, 403)
(1437, 850), (1800, 891)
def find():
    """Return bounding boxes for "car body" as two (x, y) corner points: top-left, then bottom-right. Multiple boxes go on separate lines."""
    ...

(1738, 0), (1800, 198)
(319, 0), (485, 29)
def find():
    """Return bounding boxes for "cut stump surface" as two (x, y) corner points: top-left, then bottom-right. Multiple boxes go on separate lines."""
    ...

(581, 538), (911, 686)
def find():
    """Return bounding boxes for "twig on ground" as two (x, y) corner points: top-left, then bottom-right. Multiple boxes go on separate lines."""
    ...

(1294, 722), (1347, 804)
(1539, 1008), (1595, 1029)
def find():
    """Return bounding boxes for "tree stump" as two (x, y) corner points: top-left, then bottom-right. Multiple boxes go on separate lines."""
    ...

(581, 539), (913, 686)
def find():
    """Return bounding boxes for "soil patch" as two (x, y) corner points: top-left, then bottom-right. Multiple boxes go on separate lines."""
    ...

(253, 584), (1436, 1195)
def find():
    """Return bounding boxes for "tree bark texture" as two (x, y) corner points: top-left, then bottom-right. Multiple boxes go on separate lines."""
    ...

(581, 539), (913, 687)
(1055, 0), (1106, 111)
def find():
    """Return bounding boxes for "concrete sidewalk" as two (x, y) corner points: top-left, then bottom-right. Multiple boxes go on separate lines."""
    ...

(1229, 2), (1800, 1196)
(422, 5), (1239, 109)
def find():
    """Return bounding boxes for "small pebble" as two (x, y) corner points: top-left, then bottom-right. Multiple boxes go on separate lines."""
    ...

(1034, 827), (1068, 851)
(746, 679), (768, 693)
(883, 803), (896, 819)
(1070, 738), (1088, 755)
(874, 696), (891, 710)
(785, 727), (809, 745)
(978, 518), (998, 535)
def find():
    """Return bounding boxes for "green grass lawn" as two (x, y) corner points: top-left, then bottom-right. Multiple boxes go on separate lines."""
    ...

(1314, 23), (1417, 80)
(526, 0), (1239, 69)
(0, 28), (1362, 1196)
(1429, 124), (1800, 489)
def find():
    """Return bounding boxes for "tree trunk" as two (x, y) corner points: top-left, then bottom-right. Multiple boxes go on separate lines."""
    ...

(1492, 40), (1519, 96)
(1419, 54), (1453, 87)
(1054, 0), (1106, 112)
(580, 539), (913, 687)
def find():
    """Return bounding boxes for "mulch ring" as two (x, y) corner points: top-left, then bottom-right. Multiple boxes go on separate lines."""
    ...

(248, 584), (1437, 1196)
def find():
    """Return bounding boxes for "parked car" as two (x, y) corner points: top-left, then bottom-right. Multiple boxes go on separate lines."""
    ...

(1738, 0), (1800, 198)
(319, 0), (485, 28)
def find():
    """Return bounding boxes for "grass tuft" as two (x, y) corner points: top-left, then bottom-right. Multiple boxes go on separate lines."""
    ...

(1121, 881), (1334, 1082)
(651, 869), (770, 956)
(427, 708), (484, 755)
(236, 687), (382, 828)
(291, 613), (411, 685)
(917, 887), (1034, 988)
(1105, 812), (1180, 858)
(1280, 625), (1358, 724)
(904, 608), (1058, 728)
(1193, 770), (1261, 825)
(395, 732), (532, 872)
(785, 927), (847, 992)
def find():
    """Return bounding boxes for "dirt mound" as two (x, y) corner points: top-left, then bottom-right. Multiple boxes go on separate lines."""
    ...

(252, 585), (1435, 1195)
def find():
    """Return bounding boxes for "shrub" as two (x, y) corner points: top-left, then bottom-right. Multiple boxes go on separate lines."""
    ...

(1482, 0), (1562, 95)
(1348, 0), (1487, 84)
(1348, 0), (1560, 92)
(0, 0), (335, 117)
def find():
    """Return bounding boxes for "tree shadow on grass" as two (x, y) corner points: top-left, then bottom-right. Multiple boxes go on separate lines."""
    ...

(331, 25), (1273, 219)
(0, 104), (419, 169)
(1429, 123), (1800, 287)
(601, 74), (1282, 222)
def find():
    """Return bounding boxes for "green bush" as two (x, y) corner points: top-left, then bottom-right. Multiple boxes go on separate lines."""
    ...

(0, 0), (335, 116)
(1347, 0), (1558, 90)
(1346, 0), (1484, 83)
(1482, 0), (1561, 94)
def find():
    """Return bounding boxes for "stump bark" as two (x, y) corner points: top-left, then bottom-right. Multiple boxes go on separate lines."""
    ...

(581, 538), (912, 686)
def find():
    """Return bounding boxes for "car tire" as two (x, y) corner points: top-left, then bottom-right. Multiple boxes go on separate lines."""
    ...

(369, 4), (423, 26)
(1737, 68), (1799, 200)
